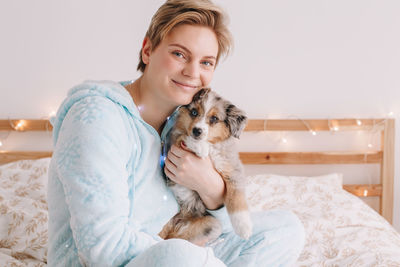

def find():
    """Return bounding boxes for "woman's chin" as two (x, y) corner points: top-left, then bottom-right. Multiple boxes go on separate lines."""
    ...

(175, 96), (194, 106)
(169, 89), (199, 106)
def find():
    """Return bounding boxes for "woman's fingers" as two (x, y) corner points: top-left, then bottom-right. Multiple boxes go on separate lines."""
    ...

(167, 150), (180, 167)
(164, 157), (177, 177)
(169, 144), (186, 158)
(164, 165), (175, 179)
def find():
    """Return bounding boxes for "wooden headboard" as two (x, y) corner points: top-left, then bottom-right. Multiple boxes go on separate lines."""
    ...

(0, 118), (395, 223)
(241, 118), (395, 224)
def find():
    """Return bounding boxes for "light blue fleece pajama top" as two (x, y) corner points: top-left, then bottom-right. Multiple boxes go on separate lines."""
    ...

(48, 80), (305, 267)
(47, 80), (231, 266)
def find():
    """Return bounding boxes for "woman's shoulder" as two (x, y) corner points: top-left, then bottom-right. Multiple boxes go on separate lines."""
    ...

(67, 80), (131, 102)
(56, 80), (137, 119)
(51, 80), (139, 144)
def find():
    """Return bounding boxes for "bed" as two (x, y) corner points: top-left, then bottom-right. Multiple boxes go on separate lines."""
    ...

(1, 118), (400, 266)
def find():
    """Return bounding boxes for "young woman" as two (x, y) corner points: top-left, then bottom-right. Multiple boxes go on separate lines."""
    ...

(47, 0), (305, 266)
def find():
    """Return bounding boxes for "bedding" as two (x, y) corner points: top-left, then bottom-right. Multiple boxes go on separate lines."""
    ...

(1, 158), (400, 266)
(0, 157), (50, 267)
(246, 173), (400, 266)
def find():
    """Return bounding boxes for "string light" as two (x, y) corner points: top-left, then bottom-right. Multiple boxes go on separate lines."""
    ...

(15, 120), (25, 131)
(365, 119), (387, 151)
(327, 118), (337, 133)
(258, 116), (388, 201)
(0, 131), (11, 148)
(2, 112), (56, 147)
(261, 116), (389, 152)
(286, 115), (318, 138)
(2, 111), (391, 157)
(8, 119), (26, 131)
(363, 189), (368, 197)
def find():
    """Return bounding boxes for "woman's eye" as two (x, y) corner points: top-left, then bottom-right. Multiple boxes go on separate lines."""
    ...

(173, 51), (184, 58)
(190, 109), (198, 117)
(210, 116), (219, 124)
(202, 61), (214, 67)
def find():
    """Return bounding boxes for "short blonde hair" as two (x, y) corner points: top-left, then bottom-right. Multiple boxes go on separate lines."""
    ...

(137, 0), (233, 72)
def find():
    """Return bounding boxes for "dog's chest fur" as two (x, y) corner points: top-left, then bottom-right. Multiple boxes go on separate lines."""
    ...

(169, 138), (242, 216)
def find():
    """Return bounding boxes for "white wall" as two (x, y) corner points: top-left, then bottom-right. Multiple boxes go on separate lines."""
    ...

(0, 0), (399, 230)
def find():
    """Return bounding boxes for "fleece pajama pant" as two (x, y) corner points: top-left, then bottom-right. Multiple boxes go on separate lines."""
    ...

(126, 209), (305, 267)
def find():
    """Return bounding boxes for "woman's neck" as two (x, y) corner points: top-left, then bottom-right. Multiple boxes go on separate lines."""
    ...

(126, 76), (176, 135)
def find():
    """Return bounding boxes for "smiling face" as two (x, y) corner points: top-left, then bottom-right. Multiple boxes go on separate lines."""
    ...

(141, 24), (219, 107)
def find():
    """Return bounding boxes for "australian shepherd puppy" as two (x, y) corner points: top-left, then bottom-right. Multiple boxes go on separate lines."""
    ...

(159, 88), (252, 246)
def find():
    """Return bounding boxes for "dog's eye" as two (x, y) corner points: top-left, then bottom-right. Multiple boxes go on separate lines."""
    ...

(190, 108), (198, 117)
(210, 116), (219, 124)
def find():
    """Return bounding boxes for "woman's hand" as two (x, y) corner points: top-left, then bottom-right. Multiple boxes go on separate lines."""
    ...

(164, 143), (226, 210)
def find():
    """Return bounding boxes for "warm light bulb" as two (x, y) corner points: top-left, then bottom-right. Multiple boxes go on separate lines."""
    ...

(368, 143), (373, 148)
(49, 110), (56, 117)
(281, 137), (288, 143)
(363, 189), (368, 197)
(15, 120), (25, 130)
(356, 120), (362, 126)
(333, 126), (339, 131)
(310, 130), (317, 136)
(0, 141), (2, 147)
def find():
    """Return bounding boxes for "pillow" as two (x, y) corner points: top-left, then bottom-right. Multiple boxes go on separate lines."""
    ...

(0, 157), (51, 264)
(245, 173), (343, 213)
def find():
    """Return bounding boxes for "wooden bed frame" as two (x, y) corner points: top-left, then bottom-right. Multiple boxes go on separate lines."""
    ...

(0, 118), (395, 224)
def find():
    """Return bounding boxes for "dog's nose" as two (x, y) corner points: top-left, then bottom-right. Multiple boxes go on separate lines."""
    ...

(192, 127), (202, 137)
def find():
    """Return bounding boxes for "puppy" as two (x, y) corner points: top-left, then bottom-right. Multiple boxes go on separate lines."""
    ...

(159, 88), (252, 246)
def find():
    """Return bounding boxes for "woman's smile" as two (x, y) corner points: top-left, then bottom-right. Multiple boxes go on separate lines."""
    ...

(171, 79), (199, 92)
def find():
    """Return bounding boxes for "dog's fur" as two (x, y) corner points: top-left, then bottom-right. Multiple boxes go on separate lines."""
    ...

(159, 88), (252, 246)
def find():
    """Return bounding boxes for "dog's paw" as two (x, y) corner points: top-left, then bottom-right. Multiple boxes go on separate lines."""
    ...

(230, 211), (253, 240)
(195, 142), (209, 158)
(186, 139), (209, 158)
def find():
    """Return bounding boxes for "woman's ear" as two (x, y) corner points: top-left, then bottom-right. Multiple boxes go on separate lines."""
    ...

(141, 37), (152, 65)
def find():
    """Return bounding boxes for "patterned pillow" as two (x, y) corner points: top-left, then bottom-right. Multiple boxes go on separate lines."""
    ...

(246, 173), (343, 213)
(0, 157), (51, 264)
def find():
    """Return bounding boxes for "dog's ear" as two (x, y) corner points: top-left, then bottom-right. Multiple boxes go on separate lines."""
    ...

(192, 88), (211, 103)
(225, 103), (247, 138)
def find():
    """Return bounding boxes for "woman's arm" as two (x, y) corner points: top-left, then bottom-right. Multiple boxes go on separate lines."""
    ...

(52, 95), (160, 266)
(196, 168), (226, 210)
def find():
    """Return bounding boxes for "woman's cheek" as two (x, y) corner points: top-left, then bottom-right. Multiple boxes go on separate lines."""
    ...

(202, 70), (214, 87)
(162, 54), (181, 71)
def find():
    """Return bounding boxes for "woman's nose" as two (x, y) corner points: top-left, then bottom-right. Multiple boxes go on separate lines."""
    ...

(182, 62), (200, 78)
